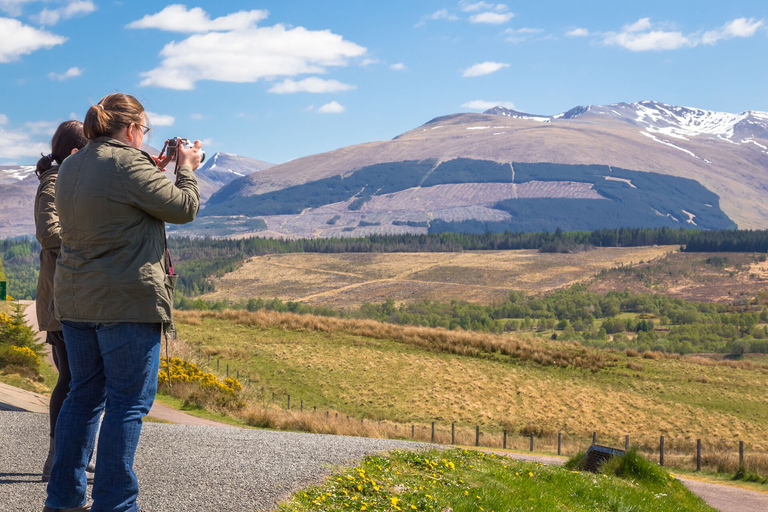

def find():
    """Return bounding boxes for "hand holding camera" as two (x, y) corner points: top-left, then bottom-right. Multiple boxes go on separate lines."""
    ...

(158, 137), (205, 173)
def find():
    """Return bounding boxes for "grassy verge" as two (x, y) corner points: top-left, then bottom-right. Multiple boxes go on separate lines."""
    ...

(278, 448), (715, 512)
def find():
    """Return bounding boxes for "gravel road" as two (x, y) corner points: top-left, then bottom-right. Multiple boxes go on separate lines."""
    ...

(0, 411), (430, 512)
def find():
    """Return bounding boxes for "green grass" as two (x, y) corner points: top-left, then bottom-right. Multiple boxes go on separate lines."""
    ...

(277, 448), (715, 512)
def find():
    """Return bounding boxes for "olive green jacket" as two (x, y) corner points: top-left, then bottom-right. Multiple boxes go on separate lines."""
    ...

(34, 165), (62, 332)
(54, 137), (199, 337)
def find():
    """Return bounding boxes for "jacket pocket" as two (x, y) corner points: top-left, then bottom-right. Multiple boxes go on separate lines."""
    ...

(164, 274), (178, 303)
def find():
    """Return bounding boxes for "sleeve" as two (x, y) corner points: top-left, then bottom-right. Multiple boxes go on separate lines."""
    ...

(120, 151), (200, 225)
(35, 175), (61, 251)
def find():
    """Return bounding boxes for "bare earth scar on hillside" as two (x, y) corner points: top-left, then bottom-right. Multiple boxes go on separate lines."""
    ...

(202, 246), (673, 308)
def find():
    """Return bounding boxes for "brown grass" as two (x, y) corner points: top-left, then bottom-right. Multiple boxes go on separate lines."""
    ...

(177, 309), (616, 371)
(201, 246), (673, 309)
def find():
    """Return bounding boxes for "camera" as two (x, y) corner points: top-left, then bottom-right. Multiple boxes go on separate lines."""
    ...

(163, 137), (205, 163)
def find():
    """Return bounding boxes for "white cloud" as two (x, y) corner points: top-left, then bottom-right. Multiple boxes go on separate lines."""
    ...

(133, 10), (367, 90)
(430, 9), (458, 21)
(0, 114), (8, 125)
(0, 18), (66, 63)
(0, 0), (35, 17)
(462, 61), (509, 77)
(24, 120), (58, 135)
(390, 62), (406, 71)
(459, 1), (508, 13)
(360, 57), (380, 66)
(504, 27), (544, 42)
(470, 11), (514, 24)
(604, 18), (693, 51)
(32, 1), (97, 26)
(0, 126), (48, 160)
(702, 17), (763, 45)
(566, 27), (589, 37)
(127, 5), (268, 33)
(48, 66), (82, 81)
(190, 113), (204, 120)
(146, 112), (175, 127)
(317, 101), (345, 114)
(624, 18), (653, 33)
(268, 77), (356, 94)
(462, 100), (515, 110)
(603, 17), (763, 52)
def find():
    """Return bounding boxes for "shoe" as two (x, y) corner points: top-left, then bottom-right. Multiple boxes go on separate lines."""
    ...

(42, 501), (92, 511)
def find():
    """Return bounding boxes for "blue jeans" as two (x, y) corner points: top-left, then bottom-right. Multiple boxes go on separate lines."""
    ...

(46, 322), (161, 512)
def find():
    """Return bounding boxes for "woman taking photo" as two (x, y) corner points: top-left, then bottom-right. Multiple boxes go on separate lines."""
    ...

(44, 93), (202, 512)
(34, 121), (94, 483)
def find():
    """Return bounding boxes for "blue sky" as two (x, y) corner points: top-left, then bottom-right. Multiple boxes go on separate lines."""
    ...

(1, 0), (767, 165)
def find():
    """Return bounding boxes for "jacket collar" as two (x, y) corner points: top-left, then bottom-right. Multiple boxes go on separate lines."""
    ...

(93, 136), (154, 161)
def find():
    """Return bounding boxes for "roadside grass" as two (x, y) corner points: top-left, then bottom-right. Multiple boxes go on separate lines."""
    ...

(277, 448), (715, 512)
(171, 311), (768, 478)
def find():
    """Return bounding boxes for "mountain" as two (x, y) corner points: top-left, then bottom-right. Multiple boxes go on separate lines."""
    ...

(195, 152), (274, 203)
(197, 101), (767, 238)
(0, 166), (38, 238)
(0, 150), (272, 238)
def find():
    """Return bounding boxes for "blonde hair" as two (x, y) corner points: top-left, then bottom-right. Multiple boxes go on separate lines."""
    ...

(83, 93), (145, 140)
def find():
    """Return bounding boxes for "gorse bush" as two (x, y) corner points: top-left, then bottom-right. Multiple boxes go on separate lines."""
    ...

(0, 304), (44, 354)
(158, 357), (245, 411)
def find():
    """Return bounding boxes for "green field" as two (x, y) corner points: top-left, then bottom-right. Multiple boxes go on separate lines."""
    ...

(175, 310), (768, 476)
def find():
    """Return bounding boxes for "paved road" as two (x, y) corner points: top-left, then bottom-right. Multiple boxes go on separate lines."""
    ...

(0, 411), (431, 512)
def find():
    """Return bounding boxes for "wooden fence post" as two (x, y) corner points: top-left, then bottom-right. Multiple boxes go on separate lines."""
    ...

(592, 431), (597, 445)
(625, 435), (630, 451)
(451, 423), (455, 445)
(476, 426), (480, 447)
(287, 395), (290, 410)
(740, 441), (744, 467)
(412, 424), (415, 438)
(226, 364), (229, 378)
(558, 432), (562, 455)
(660, 436), (664, 466)
(300, 400), (303, 412)
(530, 433), (534, 452)
(431, 422), (435, 443)
(696, 439), (701, 472)
(503, 430), (507, 450)
(216, 358), (219, 371)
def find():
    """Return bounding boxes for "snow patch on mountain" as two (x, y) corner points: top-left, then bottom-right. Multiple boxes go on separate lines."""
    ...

(0, 165), (35, 182)
(640, 131), (700, 160)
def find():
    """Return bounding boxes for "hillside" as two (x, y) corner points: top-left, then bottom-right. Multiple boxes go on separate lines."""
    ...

(200, 246), (672, 308)
(196, 101), (767, 238)
(175, 309), (768, 474)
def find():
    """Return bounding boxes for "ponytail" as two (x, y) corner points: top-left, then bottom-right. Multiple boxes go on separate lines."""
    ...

(35, 154), (56, 177)
(84, 93), (144, 140)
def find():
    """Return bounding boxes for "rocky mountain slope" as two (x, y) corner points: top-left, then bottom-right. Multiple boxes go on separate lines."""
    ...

(196, 101), (767, 238)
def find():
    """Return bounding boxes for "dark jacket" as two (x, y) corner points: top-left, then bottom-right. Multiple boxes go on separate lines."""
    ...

(54, 137), (199, 337)
(34, 165), (62, 332)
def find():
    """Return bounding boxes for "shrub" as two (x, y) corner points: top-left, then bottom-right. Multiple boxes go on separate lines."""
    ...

(0, 344), (40, 370)
(601, 449), (670, 485)
(158, 357), (246, 411)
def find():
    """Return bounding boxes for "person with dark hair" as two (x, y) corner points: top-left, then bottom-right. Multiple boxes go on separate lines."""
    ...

(34, 120), (94, 484)
(43, 93), (202, 512)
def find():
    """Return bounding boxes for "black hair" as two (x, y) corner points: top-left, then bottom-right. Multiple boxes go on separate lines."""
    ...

(35, 120), (88, 176)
